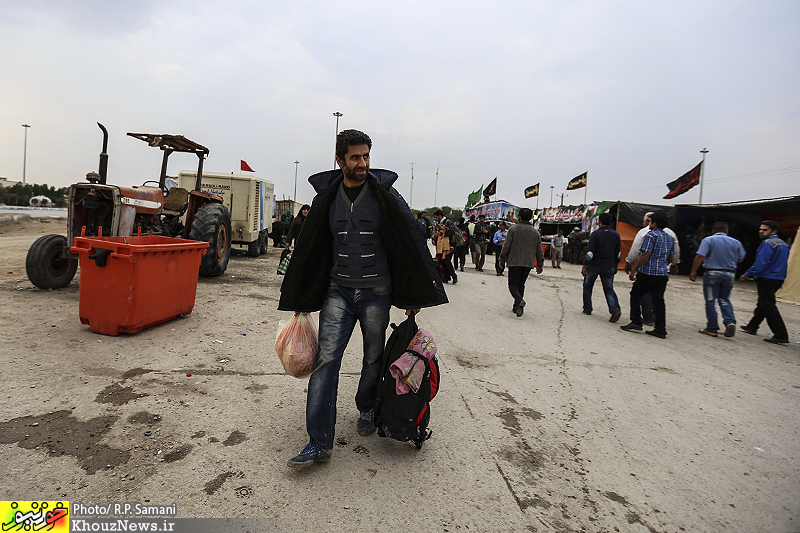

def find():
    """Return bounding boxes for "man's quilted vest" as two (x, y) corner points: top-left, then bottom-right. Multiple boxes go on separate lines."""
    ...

(329, 182), (390, 287)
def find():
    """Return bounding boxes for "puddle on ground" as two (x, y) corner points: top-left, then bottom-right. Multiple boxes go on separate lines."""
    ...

(222, 430), (247, 446)
(203, 471), (245, 495)
(0, 410), (129, 474)
(95, 383), (147, 406)
(162, 444), (192, 463)
(127, 411), (161, 425)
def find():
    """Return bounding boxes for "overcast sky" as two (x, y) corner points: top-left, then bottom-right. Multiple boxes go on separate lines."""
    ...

(1, 1), (798, 210)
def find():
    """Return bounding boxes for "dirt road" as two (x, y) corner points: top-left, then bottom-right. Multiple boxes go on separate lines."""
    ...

(1, 217), (798, 532)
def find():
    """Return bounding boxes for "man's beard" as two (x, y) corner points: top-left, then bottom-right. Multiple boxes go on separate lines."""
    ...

(343, 165), (368, 182)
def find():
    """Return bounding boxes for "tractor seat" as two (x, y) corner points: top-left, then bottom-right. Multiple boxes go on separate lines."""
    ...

(162, 187), (189, 216)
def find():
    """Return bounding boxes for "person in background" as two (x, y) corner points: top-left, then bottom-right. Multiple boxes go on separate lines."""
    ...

(499, 208), (544, 317)
(433, 210), (458, 284)
(567, 227), (582, 264)
(689, 221), (746, 338)
(621, 211), (674, 339)
(416, 211), (427, 238)
(420, 211), (432, 239)
(285, 204), (310, 249)
(739, 220), (790, 344)
(582, 212), (622, 322)
(551, 229), (565, 269)
(473, 214), (490, 272)
(625, 212), (681, 326)
(493, 221), (508, 276)
(455, 217), (469, 272)
(468, 215), (477, 266)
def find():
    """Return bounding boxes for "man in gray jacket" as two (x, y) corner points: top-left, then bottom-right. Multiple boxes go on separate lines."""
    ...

(499, 208), (544, 317)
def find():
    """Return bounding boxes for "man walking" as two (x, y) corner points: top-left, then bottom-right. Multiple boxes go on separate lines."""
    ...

(493, 221), (508, 275)
(689, 221), (746, 337)
(739, 220), (790, 344)
(433, 210), (459, 284)
(279, 129), (448, 468)
(620, 211), (674, 339)
(551, 229), (565, 269)
(473, 214), (490, 272)
(625, 211), (681, 325)
(582, 212), (622, 322)
(499, 208), (544, 317)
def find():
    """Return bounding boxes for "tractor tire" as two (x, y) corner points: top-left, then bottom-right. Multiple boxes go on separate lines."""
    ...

(26, 234), (78, 289)
(258, 230), (268, 254)
(189, 203), (232, 277)
(247, 239), (260, 257)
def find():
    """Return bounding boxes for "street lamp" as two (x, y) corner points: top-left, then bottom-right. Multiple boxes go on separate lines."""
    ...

(549, 185), (555, 208)
(22, 124), (30, 184)
(293, 161), (299, 203)
(333, 112), (343, 169)
(409, 163), (415, 209)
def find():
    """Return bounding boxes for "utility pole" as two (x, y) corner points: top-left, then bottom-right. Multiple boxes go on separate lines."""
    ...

(434, 163), (439, 206)
(293, 161), (299, 203)
(409, 163), (415, 209)
(549, 185), (555, 208)
(559, 193), (569, 207)
(698, 148), (708, 204)
(22, 124), (30, 184)
(332, 112), (343, 169)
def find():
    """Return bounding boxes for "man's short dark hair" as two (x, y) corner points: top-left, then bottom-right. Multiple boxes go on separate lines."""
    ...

(762, 220), (780, 232)
(459, 217), (465, 224)
(650, 211), (668, 229)
(712, 221), (728, 233)
(598, 212), (612, 226)
(433, 209), (444, 217)
(519, 208), (533, 221)
(478, 214), (485, 219)
(335, 129), (372, 159)
(469, 215), (475, 222)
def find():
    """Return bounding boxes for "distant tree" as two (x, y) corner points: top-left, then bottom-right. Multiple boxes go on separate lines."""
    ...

(0, 183), (68, 207)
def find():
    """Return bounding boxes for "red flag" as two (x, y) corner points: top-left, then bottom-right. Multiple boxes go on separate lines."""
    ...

(241, 160), (255, 172)
(663, 161), (702, 200)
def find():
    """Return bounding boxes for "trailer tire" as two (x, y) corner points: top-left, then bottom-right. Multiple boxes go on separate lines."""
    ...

(189, 203), (232, 277)
(258, 230), (268, 254)
(26, 234), (78, 289)
(247, 239), (260, 257)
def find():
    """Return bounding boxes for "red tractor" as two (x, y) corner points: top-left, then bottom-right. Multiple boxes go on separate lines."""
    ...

(26, 123), (233, 289)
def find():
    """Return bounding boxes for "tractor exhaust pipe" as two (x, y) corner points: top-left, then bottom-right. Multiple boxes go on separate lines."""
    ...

(97, 122), (109, 185)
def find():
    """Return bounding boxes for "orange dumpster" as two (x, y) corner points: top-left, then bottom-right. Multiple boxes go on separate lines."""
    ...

(71, 233), (208, 336)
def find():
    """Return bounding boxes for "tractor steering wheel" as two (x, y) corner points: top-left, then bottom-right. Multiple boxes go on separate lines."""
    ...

(142, 180), (169, 196)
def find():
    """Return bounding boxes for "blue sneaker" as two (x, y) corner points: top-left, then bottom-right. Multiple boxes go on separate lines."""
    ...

(287, 443), (331, 469)
(357, 408), (375, 436)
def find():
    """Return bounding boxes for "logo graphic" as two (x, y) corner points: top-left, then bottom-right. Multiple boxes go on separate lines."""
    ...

(1, 501), (69, 531)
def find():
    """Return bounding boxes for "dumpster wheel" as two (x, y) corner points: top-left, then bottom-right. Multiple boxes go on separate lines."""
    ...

(26, 234), (78, 289)
(190, 203), (232, 277)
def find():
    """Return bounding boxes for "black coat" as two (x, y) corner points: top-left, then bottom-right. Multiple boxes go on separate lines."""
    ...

(278, 169), (448, 312)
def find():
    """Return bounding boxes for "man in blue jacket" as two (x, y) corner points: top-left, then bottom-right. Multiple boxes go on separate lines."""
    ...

(279, 129), (448, 468)
(739, 220), (790, 344)
(582, 212), (622, 322)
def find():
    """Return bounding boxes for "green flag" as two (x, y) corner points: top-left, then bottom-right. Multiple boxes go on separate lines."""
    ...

(466, 185), (484, 208)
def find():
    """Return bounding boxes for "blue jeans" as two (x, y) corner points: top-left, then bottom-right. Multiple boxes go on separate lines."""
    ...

(306, 283), (391, 450)
(703, 270), (736, 333)
(583, 266), (620, 313)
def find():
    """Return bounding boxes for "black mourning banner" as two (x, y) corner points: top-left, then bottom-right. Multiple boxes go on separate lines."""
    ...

(663, 161), (702, 200)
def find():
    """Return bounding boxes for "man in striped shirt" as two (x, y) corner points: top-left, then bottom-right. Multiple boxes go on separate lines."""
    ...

(620, 211), (675, 339)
